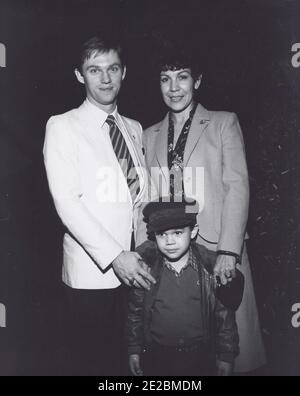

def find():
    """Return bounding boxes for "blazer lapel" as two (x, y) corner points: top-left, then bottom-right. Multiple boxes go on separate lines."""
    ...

(184, 103), (210, 166)
(76, 101), (107, 146)
(119, 116), (146, 204)
(154, 113), (169, 186)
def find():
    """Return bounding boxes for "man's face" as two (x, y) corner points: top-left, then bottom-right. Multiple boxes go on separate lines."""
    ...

(75, 49), (126, 112)
(160, 68), (201, 113)
(155, 226), (197, 261)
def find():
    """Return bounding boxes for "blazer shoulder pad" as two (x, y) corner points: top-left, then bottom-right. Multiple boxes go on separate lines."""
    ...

(209, 110), (237, 123)
(46, 108), (78, 126)
(121, 115), (141, 128)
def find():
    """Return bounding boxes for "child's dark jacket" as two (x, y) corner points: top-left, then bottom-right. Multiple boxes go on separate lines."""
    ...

(127, 240), (239, 363)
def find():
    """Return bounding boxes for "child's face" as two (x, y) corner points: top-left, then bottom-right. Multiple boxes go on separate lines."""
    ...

(155, 226), (198, 261)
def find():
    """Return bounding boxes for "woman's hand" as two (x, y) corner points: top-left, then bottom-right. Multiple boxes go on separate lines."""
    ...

(214, 255), (236, 285)
(129, 354), (143, 376)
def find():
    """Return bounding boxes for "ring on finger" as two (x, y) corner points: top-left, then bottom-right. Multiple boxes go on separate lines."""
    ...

(130, 278), (139, 287)
(129, 278), (135, 286)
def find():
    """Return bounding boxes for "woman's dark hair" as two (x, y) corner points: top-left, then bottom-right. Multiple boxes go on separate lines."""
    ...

(157, 46), (202, 79)
(149, 33), (204, 80)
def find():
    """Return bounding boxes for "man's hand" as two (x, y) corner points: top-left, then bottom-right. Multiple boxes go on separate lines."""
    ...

(129, 354), (143, 376)
(216, 359), (233, 376)
(112, 251), (156, 290)
(214, 255), (236, 285)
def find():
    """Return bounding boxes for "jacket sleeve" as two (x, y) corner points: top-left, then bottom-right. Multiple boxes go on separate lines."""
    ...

(218, 113), (250, 255)
(135, 202), (148, 247)
(214, 297), (239, 363)
(126, 241), (158, 354)
(43, 116), (123, 270)
(126, 286), (145, 355)
(196, 243), (239, 361)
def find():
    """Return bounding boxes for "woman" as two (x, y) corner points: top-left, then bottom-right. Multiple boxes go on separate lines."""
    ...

(143, 46), (266, 372)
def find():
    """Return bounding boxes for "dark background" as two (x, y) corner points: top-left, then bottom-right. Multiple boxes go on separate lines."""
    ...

(0, 0), (299, 375)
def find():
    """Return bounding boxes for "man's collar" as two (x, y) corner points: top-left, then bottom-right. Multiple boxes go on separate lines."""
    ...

(85, 98), (118, 127)
(163, 247), (197, 276)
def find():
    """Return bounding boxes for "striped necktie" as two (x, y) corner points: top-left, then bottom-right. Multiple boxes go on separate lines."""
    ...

(106, 115), (140, 202)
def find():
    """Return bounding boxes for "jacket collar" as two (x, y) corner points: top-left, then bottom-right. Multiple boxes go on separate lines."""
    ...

(183, 103), (210, 165)
(154, 103), (210, 175)
(77, 99), (145, 205)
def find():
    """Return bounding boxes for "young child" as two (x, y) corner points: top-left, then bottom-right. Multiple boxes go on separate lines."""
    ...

(126, 198), (240, 376)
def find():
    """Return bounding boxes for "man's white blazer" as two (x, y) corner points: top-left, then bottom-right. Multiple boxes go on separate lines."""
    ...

(43, 99), (148, 289)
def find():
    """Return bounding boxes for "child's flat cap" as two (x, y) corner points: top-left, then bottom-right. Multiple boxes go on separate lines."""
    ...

(143, 197), (199, 233)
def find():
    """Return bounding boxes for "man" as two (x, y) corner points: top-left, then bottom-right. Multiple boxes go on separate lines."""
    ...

(43, 34), (155, 375)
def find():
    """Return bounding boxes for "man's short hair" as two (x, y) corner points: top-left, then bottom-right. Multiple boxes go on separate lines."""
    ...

(76, 32), (124, 72)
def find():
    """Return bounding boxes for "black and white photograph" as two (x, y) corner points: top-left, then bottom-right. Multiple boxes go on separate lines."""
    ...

(0, 0), (299, 377)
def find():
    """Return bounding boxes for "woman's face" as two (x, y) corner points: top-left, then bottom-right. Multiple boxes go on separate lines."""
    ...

(160, 68), (201, 113)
